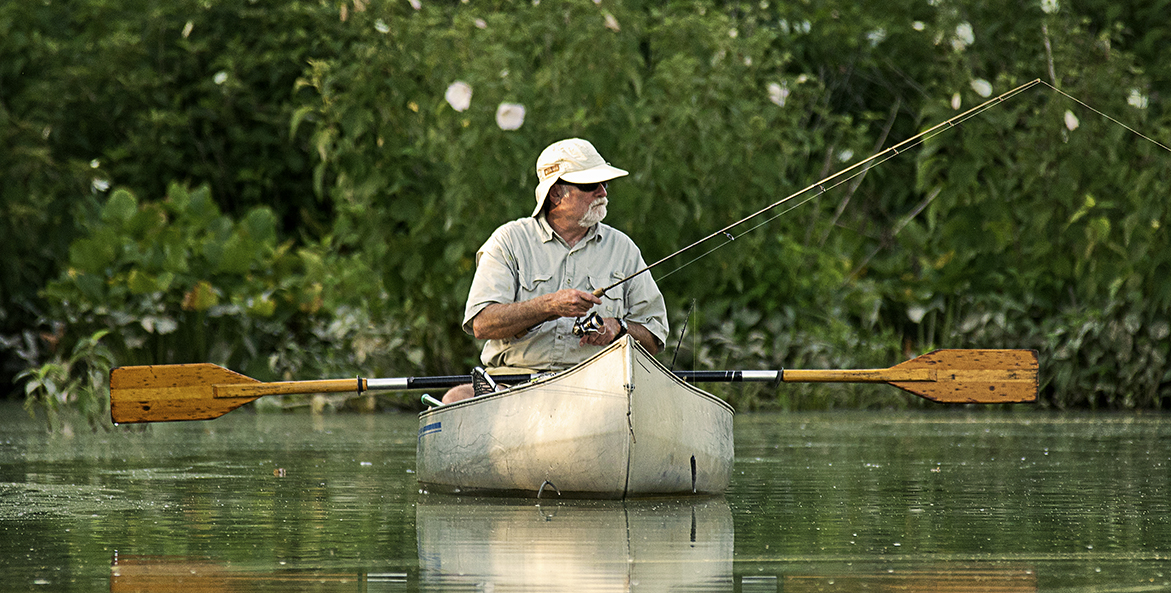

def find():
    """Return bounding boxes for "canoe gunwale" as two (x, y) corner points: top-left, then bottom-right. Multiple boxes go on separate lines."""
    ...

(417, 337), (735, 421)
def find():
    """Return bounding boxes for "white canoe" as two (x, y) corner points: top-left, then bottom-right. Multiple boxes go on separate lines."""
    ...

(416, 336), (735, 498)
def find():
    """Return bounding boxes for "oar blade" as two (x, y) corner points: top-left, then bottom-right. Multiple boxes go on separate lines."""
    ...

(110, 364), (262, 423)
(889, 349), (1038, 404)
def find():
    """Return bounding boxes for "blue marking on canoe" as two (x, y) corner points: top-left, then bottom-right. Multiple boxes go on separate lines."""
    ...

(419, 422), (442, 438)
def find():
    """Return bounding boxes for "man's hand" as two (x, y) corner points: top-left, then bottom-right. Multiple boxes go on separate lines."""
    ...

(579, 316), (621, 347)
(545, 289), (603, 319)
(472, 289), (602, 340)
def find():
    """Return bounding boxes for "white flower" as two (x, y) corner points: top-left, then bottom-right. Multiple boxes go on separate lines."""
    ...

(90, 159), (101, 169)
(952, 22), (974, 50)
(474, 18), (487, 29)
(1040, 0), (1059, 13)
(91, 178), (110, 193)
(912, 21), (925, 31)
(374, 19), (390, 33)
(866, 28), (886, 46)
(970, 78), (993, 98)
(767, 82), (789, 107)
(837, 149), (854, 162)
(409, 0), (422, 9)
(907, 304), (927, 324)
(604, 12), (620, 31)
(1063, 110), (1079, 131)
(213, 71), (228, 85)
(951, 93), (962, 110)
(728, 28), (739, 38)
(495, 103), (525, 130)
(1127, 89), (1149, 109)
(445, 81), (472, 112)
(182, 21), (194, 39)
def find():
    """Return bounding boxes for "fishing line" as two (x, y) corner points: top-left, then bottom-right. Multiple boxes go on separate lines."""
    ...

(1039, 80), (1171, 153)
(596, 78), (1044, 296)
(597, 78), (1171, 296)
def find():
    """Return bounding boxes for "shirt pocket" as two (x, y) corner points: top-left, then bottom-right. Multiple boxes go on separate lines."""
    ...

(507, 272), (555, 341)
(518, 271), (554, 300)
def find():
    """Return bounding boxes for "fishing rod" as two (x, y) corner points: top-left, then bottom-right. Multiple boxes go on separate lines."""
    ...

(594, 77), (1170, 298)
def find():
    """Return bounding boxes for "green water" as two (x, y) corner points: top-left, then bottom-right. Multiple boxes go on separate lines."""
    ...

(1, 403), (1168, 591)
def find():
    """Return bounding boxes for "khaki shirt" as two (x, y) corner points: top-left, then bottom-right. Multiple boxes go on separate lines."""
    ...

(463, 215), (669, 371)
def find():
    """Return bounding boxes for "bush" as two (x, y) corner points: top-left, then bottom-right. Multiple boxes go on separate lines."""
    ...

(8, 0), (1171, 415)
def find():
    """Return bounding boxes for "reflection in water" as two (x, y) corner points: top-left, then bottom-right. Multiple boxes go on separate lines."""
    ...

(416, 496), (734, 591)
(780, 566), (1036, 592)
(108, 553), (394, 592)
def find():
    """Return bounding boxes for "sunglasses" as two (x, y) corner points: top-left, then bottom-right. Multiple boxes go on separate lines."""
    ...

(557, 180), (608, 193)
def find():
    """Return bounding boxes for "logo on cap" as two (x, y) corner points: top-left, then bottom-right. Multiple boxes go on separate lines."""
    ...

(540, 163), (562, 179)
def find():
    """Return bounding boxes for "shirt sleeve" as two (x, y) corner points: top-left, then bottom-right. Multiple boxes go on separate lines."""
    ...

(462, 232), (519, 335)
(621, 255), (669, 348)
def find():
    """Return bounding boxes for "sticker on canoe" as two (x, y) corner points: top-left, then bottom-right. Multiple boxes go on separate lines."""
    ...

(418, 422), (442, 438)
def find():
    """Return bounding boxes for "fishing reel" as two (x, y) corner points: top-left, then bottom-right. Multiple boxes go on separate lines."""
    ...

(572, 312), (605, 337)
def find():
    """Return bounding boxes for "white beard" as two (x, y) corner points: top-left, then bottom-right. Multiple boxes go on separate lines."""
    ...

(578, 198), (608, 227)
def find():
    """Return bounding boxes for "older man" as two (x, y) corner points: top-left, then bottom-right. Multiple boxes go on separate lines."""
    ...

(443, 138), (668, 403)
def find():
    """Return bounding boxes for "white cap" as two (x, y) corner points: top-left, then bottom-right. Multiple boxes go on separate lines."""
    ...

(532, 138), (628, 217)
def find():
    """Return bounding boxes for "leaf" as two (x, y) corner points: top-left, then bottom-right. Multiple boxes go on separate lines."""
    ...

(102, 189), (138, 224)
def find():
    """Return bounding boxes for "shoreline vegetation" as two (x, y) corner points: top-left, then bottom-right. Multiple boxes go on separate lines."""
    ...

(3, 0), (1168, 428)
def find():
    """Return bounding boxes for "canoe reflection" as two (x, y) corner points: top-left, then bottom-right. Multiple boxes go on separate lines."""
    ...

(416, 496), (734, 591)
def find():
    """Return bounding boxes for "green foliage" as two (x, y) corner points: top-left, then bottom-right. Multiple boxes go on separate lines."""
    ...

(18, 330), (114, 431)
(5, 0), (1171, 415)
(41, 184), (329, 380)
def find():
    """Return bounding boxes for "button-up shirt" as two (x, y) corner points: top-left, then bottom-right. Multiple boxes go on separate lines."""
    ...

(463, 215), (669, 371)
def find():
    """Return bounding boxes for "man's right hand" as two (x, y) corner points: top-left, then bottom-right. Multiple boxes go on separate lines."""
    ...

(542, 289), (603, 319)
(471, 289), (603, 341)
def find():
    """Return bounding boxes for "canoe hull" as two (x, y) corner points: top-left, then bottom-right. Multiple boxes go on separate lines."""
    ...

(416, 337), (734, 498)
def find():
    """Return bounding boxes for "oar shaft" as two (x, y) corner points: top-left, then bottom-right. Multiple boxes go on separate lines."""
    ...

(784, 368), (935, 383)
(214, 379), (359, 399)
(213, 375), (542, 398)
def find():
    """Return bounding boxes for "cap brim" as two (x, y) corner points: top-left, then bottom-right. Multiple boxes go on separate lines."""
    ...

(560, 163), (629, 184)
(532, 164), (628, 217)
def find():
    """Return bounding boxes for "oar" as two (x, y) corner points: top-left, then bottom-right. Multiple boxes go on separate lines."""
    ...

(109, 349), (1037, 423)
(677, 349), (1038, 404)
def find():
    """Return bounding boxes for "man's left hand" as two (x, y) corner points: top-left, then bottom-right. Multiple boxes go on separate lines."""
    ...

(579, 317), (621, 347)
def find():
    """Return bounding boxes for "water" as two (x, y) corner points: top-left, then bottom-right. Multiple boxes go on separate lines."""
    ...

(1, 403), (1168, 591)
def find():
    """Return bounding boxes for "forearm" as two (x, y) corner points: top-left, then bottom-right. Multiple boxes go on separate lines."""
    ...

(470, 300), (554, 340)
(627, 321), (661, 355)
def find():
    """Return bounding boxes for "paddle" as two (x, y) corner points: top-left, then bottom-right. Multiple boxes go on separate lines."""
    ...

(109, 349), (1036, 423)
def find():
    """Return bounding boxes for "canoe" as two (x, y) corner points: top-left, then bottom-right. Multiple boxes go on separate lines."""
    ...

(415, 336), (735, 499)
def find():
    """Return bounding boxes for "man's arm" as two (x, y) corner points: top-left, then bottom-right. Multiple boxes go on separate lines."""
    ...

(471, 289), (602, 340)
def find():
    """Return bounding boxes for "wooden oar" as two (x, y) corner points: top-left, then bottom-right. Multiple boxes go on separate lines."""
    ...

(678, 349), (1038, 404)
(109, 349), (1037, 423)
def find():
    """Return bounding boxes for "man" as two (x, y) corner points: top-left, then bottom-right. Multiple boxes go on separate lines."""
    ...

(442, 138), (668, 403)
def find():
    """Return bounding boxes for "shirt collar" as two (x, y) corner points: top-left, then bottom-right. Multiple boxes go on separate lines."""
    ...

(535, 214), (606, 247)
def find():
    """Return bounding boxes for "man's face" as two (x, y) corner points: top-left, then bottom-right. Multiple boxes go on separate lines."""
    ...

(557, 181), (609, 227)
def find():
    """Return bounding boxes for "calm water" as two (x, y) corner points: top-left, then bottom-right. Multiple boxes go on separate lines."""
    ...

(1, 402), (1168, 592)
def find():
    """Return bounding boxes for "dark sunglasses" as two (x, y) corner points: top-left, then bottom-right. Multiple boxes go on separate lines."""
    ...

(557, 180), (608, 193)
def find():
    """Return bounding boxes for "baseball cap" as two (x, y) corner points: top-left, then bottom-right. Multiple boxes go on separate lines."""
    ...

(532, 138), (628, 217)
